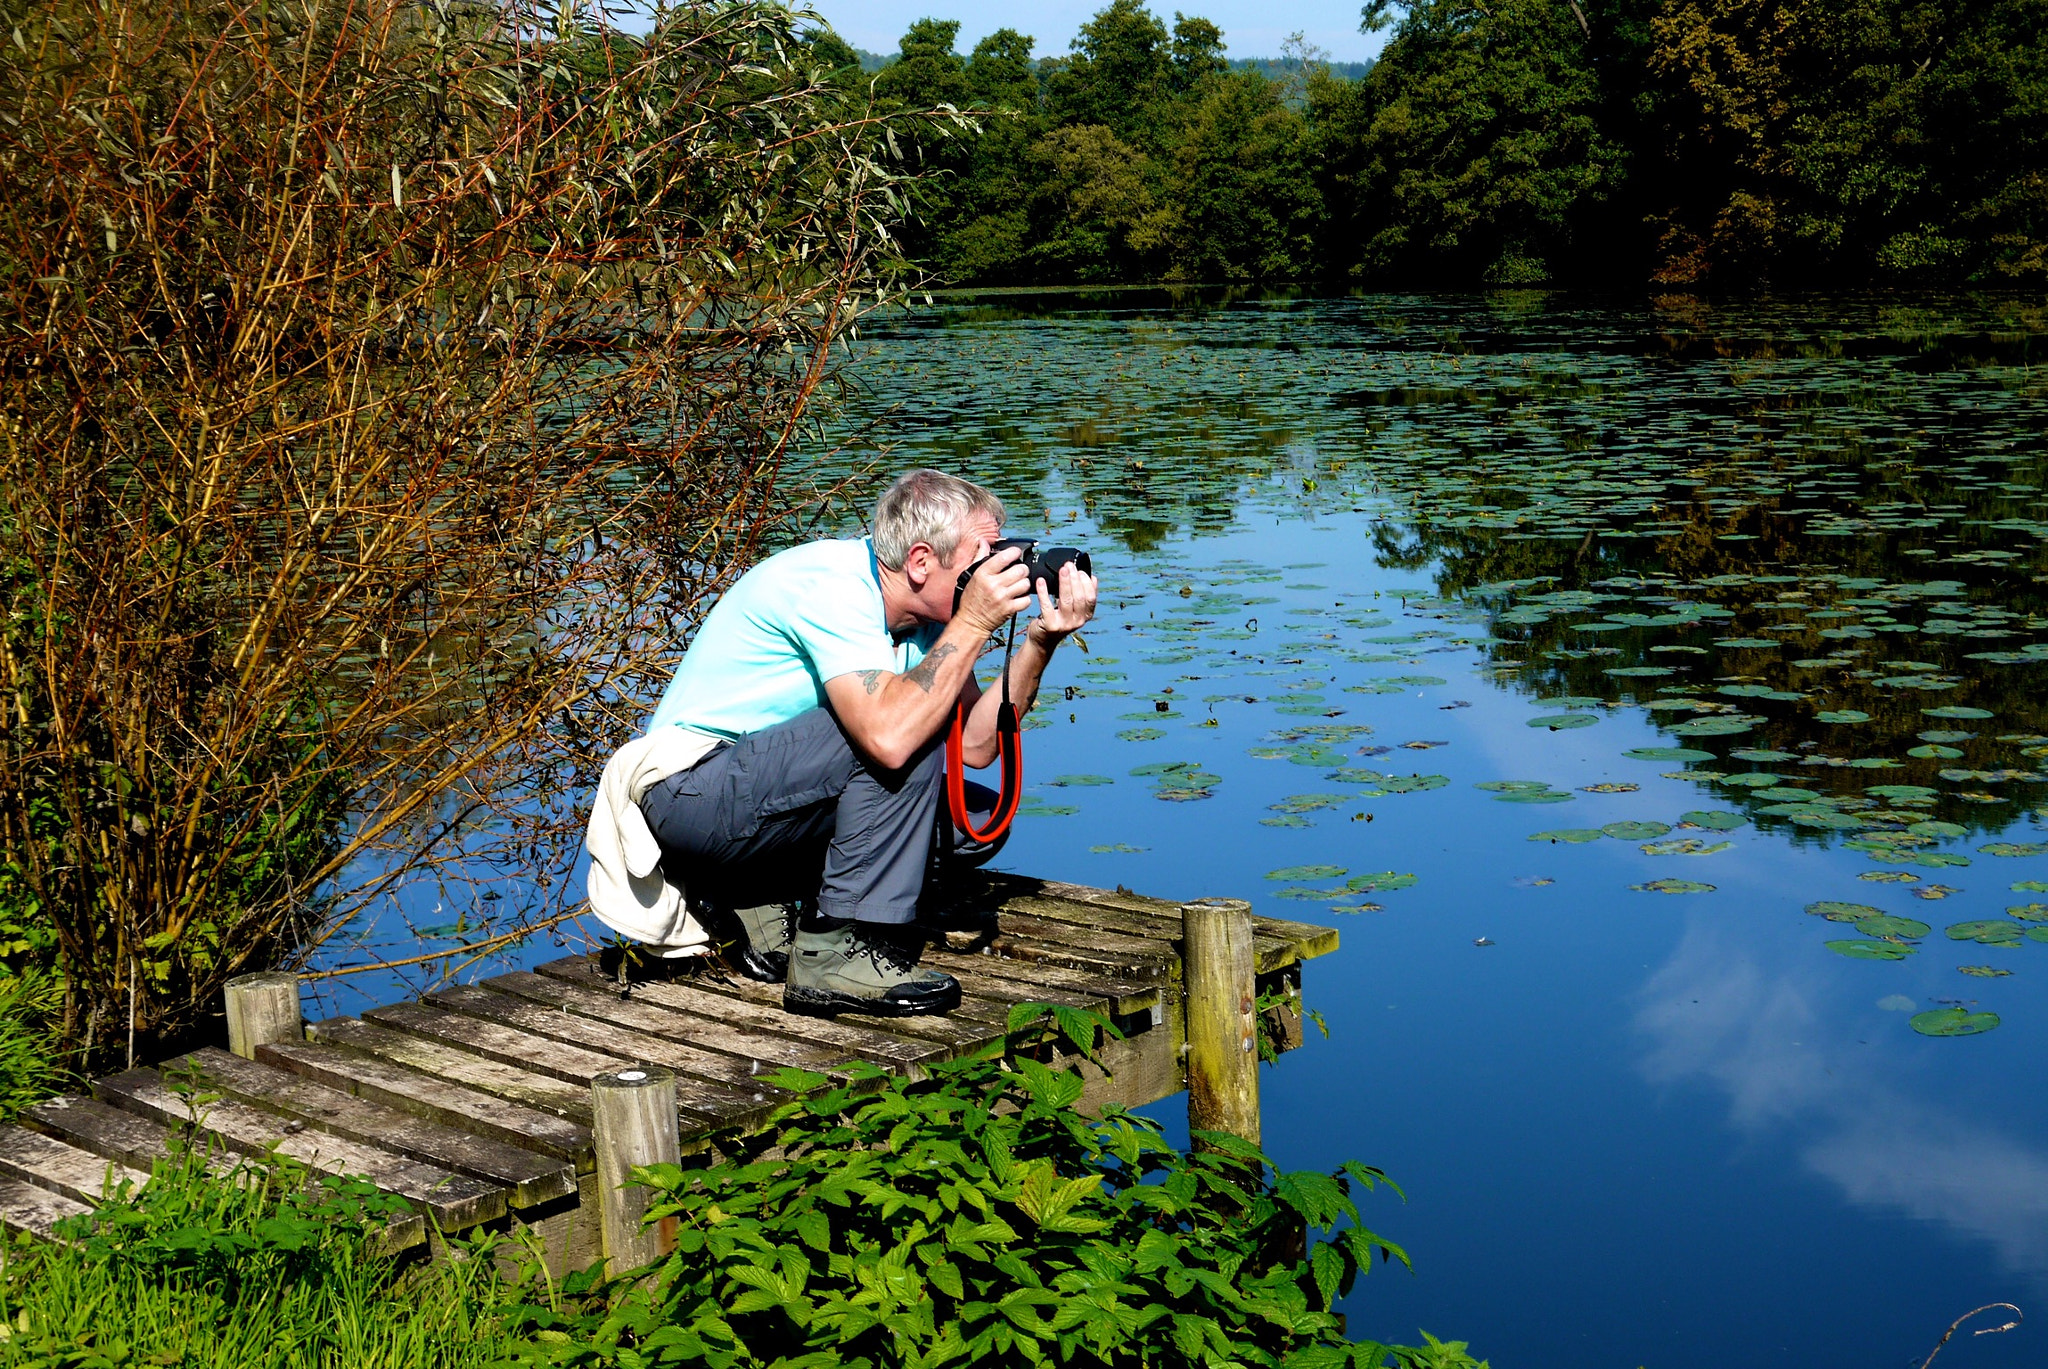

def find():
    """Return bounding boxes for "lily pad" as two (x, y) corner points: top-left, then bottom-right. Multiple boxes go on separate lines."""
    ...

(1626, 747), (1716, 762)
(1908, 745), (1966, 759)
(1631, 879), (1716, 894)
(1671, 717), (1756, 736)
(1603, 820), (1673, 840)
(1116, 727), (1166, 742)
(1581, 782), (1641, 793)
(1719, 773), (1789, 788)
(1816, 710), (1872, 724)
(1477, 780), (1551, 792)
(2013, 881), (2048, 893)
(1854, 914), (1930, 938)
(1923, 706), (1995, 719)
(1642, 838), (1733, 856)
(1682, 810), (1747, 830)
(1808, 901), (1885, 922)
(1910, 1007), (2000, 1036)
(1048, 774), (1115, 787)
(1828, 940), (1915, 960)
(1729, 749), (1800, 763)
(1530, 829), (1605, 844)
(1917, 730), (1977, 744)
(1958, 965), (2013, 977)
(1269, 793), (1350, 814)
(2005, 903), (2048, 921)
(1946, 920), (2026, 946)
(1346, 871), (1418, 892)
(1528, 713), (1598, 730)
(1981, 842), (2048, 857)
(1266, 865), (1347, 881)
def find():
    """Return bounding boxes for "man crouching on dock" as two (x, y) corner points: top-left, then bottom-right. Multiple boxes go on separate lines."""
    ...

(585, 469), (1098, 1017)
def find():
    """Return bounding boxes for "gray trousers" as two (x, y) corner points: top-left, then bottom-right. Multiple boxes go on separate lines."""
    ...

(638, 707), (1006, 925)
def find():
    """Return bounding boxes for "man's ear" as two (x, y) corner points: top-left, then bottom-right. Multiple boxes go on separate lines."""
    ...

(902, 542), (933, 590)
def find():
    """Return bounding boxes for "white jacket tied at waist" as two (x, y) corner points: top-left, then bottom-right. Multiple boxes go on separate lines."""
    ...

(583, 728), (723, 955)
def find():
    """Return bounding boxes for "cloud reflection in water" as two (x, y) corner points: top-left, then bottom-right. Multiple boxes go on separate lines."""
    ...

(1635, 922), (2048, 1286)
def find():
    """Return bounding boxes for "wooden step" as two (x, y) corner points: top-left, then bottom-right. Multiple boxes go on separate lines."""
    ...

(534, 957), (949, 1072)
(0, 1124), (150, 1204)
(23, 1094), (211, 1174)
(421, 983), (807, 1101)
(23, 1092), (425, 1252)
(480, 970), (857, 1073)
(361, 1001), (777, 1128)
(308, 1016), (598, 1123)
(0, 1175), (89, 1240)
(257, 1038), (592, 1166)
(94, 1067), (506, 1230)
(173, 1048), (576, 1208)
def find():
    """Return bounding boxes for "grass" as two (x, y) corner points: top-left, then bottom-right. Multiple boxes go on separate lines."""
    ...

(0, 1141), (531, 1368)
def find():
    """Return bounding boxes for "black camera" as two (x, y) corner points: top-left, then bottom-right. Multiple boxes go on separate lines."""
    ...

(955, 536), (1092, 611)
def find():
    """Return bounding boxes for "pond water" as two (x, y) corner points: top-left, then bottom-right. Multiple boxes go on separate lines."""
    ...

(833, 291), (2048, 1367)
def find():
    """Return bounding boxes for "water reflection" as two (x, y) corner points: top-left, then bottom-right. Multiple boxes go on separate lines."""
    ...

(1638, 921), (2048, 1284)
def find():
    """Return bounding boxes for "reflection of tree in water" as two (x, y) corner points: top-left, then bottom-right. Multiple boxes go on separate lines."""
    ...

(1369, 495), (2047, 841)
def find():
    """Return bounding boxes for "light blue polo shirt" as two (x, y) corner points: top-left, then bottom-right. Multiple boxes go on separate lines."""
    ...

(646, 536), (942, 740)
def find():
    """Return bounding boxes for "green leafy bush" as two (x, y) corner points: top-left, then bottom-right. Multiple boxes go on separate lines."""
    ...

(502, 1007), (1483, 1369)
(0, 972), (67, 1122)
(0, 1141), (520, 1369)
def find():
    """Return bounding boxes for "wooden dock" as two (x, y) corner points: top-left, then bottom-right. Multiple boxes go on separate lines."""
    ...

(0, 874), (1336, 1269)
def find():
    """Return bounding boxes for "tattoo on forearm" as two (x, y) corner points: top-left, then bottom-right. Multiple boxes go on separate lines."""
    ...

(904, 644), (957, 693)
(855, 669), (886, 695)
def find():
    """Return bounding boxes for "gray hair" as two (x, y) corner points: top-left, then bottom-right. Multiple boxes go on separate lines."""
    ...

(870, 469), (1006, 570)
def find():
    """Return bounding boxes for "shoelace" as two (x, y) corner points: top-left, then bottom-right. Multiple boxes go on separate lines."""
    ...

(852, 926), (923, 977)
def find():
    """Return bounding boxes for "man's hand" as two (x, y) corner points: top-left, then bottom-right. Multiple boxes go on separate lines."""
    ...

(954, 544), (1032, 636)
(1027, 560), (1099, 644)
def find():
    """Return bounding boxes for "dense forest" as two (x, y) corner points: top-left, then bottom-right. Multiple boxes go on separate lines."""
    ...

(814, 0), (2048, 288)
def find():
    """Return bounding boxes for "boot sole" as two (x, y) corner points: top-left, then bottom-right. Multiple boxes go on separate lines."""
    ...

(783, 982), (961, 1018)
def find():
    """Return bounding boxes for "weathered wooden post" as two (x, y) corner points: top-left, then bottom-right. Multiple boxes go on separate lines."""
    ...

(1181, 897), (1260, 1149)
(224, 971), (303, 1060)
(591, 1066), (680, 1271)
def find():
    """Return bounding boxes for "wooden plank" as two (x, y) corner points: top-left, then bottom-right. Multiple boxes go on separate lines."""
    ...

(257, 1039), (592, 1165)
(921, 947), (1163, 1015)
(22, 1093), (424, 1252)
(0, 1174), (90, 1240)
(307, 1017), (598, 1123)
(477, 972), (853, 1073)
(653, 970), (1002, 1054)
(362, 1001), (771, 1127)
(94, 1067), (507, 1231)
(534, 958), (949, 1071)
(1033, 878), (1343, 963)
(0, 1125), (151, 1204)
(931, 913), (1171, 978)
(175, 1048), (575, 1208)
(420, 984), (802, 1105)
(1001, 891), (1336, 971)
(23, 1095), (205, 1174)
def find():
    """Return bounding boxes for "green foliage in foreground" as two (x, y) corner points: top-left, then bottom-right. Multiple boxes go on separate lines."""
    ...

(0, 1145), (519, 1369)
(0, 1008), (1481, 1369)
(501, 1007), (1482, 1369)
(0, 973), (67, 1123)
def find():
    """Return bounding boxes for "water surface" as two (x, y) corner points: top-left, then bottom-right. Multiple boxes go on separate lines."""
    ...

(839, 290), (2048, 1366)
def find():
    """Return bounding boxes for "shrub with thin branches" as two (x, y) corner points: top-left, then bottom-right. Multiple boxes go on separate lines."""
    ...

(0, 0), (963, 1067)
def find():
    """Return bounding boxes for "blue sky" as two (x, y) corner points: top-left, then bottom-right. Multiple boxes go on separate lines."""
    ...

(804, 1), (1383, 65)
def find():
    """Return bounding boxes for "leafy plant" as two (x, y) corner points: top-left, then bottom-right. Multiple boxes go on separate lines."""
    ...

(0, 1138), (519, 1368)
(500, 1006), (1480, 1368)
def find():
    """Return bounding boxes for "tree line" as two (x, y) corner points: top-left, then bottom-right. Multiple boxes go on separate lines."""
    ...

(819, 0), (2048, 288)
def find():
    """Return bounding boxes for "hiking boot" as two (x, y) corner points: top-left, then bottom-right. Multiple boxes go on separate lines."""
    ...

(783, 919), (960, 1017)
(696, 900), (795, 983)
